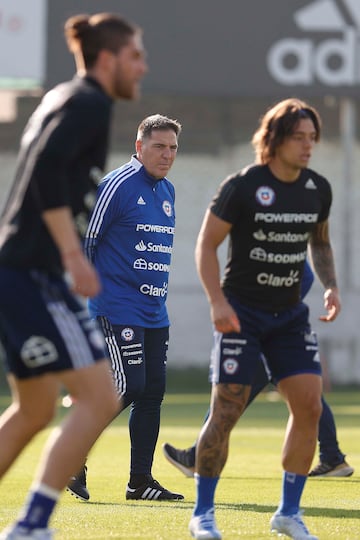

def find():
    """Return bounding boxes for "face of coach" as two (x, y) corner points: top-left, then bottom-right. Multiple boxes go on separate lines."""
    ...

(135, 128), (179, 179)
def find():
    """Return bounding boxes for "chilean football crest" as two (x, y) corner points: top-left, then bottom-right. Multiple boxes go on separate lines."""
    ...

(162, 200), (172, 217)
(223, 358), (239, 375)
(121, 327), (135, 342)
(255, 186), (275, 206)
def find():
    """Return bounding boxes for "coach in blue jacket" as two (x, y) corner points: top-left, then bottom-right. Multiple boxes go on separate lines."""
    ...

(81, 114), (183, 501)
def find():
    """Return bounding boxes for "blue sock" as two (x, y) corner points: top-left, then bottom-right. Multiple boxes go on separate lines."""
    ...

(193, 473), (219, 516)
(277, 471), (307, 516)
(17, 483), (60, 530)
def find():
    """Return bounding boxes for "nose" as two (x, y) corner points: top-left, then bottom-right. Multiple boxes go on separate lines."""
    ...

(162, 147), (172, 158)
(304, 137), (314, 148)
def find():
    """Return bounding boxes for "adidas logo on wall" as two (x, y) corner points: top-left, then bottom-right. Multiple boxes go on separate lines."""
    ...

(267, 0), (360, 86)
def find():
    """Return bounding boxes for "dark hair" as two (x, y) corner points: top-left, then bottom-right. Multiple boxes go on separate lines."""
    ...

(65, 12), (139, 68)
(252, 98), (322, 164)
(137, 114), (182, 140)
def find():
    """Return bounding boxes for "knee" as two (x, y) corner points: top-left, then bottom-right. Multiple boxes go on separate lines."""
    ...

(214, 384), (247, 428)
(122, 385), (144, 409)
(294, 394), (322, 425)
(310, 396), (323, 423)
(88, 388), (121, 423)
(142, 382), (165, 404)
(124, 379), (165, 408)
(19, 404), (56, 433)
(306, 392), (322, 420)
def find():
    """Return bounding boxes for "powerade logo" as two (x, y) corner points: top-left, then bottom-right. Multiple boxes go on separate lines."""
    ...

(267, 0), (360, 86)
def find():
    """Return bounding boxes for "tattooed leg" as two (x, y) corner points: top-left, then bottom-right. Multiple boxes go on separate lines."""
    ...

(196, 383), (251, 477)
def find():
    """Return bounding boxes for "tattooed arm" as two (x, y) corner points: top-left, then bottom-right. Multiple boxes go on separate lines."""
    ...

(308, 219), (341, 322)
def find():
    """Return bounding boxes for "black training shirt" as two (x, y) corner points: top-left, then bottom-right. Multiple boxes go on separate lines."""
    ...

(0, 76), (113, 275)
(210, 164), (332, 311)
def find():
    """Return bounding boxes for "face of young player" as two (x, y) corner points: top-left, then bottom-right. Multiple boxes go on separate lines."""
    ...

(136, 129), (179, 179)
(271, 118), (317, 181)
(112, 33), (148, 100)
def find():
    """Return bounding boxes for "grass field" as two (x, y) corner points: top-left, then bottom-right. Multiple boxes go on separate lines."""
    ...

(0, 389), (359, 539)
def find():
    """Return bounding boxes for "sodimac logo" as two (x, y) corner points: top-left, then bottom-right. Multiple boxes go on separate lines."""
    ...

(267, 0), (360, 86)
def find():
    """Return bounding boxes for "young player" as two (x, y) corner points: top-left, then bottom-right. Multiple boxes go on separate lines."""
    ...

(0, 13), (147, 539)
(188, 99), (340, 540)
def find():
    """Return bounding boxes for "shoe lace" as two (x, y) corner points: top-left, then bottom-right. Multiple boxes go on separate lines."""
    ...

(147, 477), (166, 491)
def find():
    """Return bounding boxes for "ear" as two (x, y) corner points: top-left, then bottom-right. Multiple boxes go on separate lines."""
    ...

(135, 139), (142, 154)
(96, 49), (116, 72)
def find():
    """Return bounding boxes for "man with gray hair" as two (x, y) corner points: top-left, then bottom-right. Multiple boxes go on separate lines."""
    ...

(72, 114), (183, 502)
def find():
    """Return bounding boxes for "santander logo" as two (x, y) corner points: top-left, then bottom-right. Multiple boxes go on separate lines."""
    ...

(267, 0), (360, 86)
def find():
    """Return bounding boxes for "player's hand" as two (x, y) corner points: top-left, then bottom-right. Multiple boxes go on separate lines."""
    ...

(62, 250), (101, 297)
(319, 287), (341, 322)
(210, 299), (241, 333)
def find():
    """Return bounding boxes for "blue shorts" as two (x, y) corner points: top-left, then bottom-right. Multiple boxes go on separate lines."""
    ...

(0, 267), (107, 379)
(210, 297), (321, 385)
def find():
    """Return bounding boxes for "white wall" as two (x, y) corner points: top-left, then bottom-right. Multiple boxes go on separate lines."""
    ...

(0, 0), (46, 88)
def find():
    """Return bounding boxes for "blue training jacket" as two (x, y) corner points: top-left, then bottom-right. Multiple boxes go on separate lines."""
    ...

(84, 156), (175, 327)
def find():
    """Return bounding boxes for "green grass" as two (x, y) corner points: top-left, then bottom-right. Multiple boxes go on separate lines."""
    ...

(0, 391), (359, 539)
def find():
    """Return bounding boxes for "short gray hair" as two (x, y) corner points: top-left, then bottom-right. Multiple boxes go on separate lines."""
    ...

(137, 114), (182, 140)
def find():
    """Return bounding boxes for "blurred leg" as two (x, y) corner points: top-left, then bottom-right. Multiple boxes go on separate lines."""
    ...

(318, 395), (345, 464)
(0, 374), (58, 479)
(38, 360), (120, 489)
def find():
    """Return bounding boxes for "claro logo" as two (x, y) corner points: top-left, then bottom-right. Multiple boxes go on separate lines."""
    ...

(267, 0), (360, 85)
(140, 282), (168, 297)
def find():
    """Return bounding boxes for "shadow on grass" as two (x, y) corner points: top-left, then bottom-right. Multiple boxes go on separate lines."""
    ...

(218, 502), (360, 519)
(62, 498), (360, 520)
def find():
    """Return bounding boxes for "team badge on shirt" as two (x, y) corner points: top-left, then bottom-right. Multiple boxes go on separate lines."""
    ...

(255, 186), (275, 206)
(162, 200), (172, 217)
(121, 327), (135, 342)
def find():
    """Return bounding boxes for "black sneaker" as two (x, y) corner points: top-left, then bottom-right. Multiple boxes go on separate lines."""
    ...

(67, 465), (90, 501)
(308, 460), (354, 477)
(162, 442), (195, 478)
(125, 475), (184, 501)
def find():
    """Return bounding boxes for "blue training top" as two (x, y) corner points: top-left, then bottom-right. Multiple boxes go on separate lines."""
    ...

(85, 156), (175, 327)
